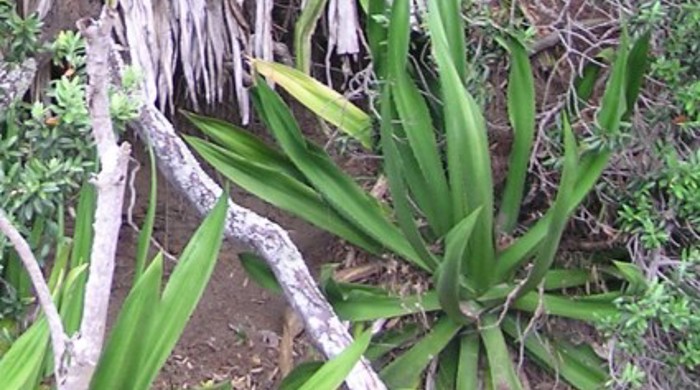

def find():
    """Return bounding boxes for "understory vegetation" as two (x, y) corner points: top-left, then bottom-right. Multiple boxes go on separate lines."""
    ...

(0, 0), (699, 389)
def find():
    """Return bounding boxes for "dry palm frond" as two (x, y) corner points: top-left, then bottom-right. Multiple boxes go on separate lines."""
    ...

(116, 0), (251, 121)
(116, 0), (364, 124)
(327, 0), (360, 56)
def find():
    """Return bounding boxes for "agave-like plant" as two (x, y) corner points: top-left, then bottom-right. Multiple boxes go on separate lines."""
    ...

(187, 1), (651, 388)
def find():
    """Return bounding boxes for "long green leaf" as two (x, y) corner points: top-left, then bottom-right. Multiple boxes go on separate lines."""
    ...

(436, 339), (460, 390)
(497, 36), (536, 234)
(596, 35), (630, 137)
(61, 183), (96, 334)
(496, 36), (637, 280)
(294, 0), (329, 74)
(251, 81), (426, 268)
(427, 0), (495, 291)
(457, 334), (480, 390)
(298, 330), (372, 390)
(379, 85), (438, 270)
(623, 30), (651, 120)
(367, 0), (388, 80)
(541, 269), (595, 290)
(434, 0), (467, 80)
(47, 237), (71, 293)
(187, 136), (381, 254)
(510, 292), (619, 321)
(515, 117), (578, 297)
(437, 208), (482, 324)
(253, 60), (373, 149)
(381, 317), (462, 389)
(0, 318), (49, 390)
(480, 315), (523, 390)
(134, 144), (157, 281)
(90, 254), (164, 389)
(2, 263), (88, 389)
(387, 0), (451, 236)
(481, 269), (603, 300)
(184, 111), (304, 182)
(131, 196), (228, 389)
(332, 291), (441, 322)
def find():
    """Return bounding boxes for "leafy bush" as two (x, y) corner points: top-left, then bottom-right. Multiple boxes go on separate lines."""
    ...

(188, 1), (651, 388)
(599, 248), (700, 388)
(0, 1), (41, 63)
(601, 4), (700, 386)
(633, 0), (700, 129)
(0, 27), (140, 322)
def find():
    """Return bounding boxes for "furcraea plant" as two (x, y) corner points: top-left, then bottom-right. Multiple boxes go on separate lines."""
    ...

(188, 1), (651, 388)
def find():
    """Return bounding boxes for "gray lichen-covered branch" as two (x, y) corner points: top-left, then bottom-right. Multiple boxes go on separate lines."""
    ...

(0, 59), (36, 113)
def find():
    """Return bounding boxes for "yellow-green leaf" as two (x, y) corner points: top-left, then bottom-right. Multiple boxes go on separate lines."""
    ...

(252, 60), (373, 148)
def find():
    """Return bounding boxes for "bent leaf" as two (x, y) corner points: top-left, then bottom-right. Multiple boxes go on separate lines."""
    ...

(252, 60), (373, 148)
(251, 81), (425, 268)
(437, 208), (482, 324)
(239, 252), (283, 294)
(498, 35), (536, 233)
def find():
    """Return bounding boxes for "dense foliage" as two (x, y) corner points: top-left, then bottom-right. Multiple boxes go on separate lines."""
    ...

(189, 1), (654, 388)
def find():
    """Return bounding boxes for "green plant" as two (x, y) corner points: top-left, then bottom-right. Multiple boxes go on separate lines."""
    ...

(618, 148), (700, 250)
(598, 248), (700, 388)
(631, 0), (700, 130)
(188, 1), (650, 388)
(0, 1), (41, 63)
(51, 30), (85, 71)
(603, 5), (700, 385)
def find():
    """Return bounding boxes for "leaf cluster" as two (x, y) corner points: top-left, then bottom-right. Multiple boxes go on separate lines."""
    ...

(0, 1), (41, 63)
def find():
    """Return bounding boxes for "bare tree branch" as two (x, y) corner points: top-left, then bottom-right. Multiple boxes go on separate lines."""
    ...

(0, 210), (67, 384)
(61, 6), (131, 390)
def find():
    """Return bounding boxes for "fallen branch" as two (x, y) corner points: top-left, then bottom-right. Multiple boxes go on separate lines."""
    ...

(110, 54), (387, 390)
(0, 211), (67, 384)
